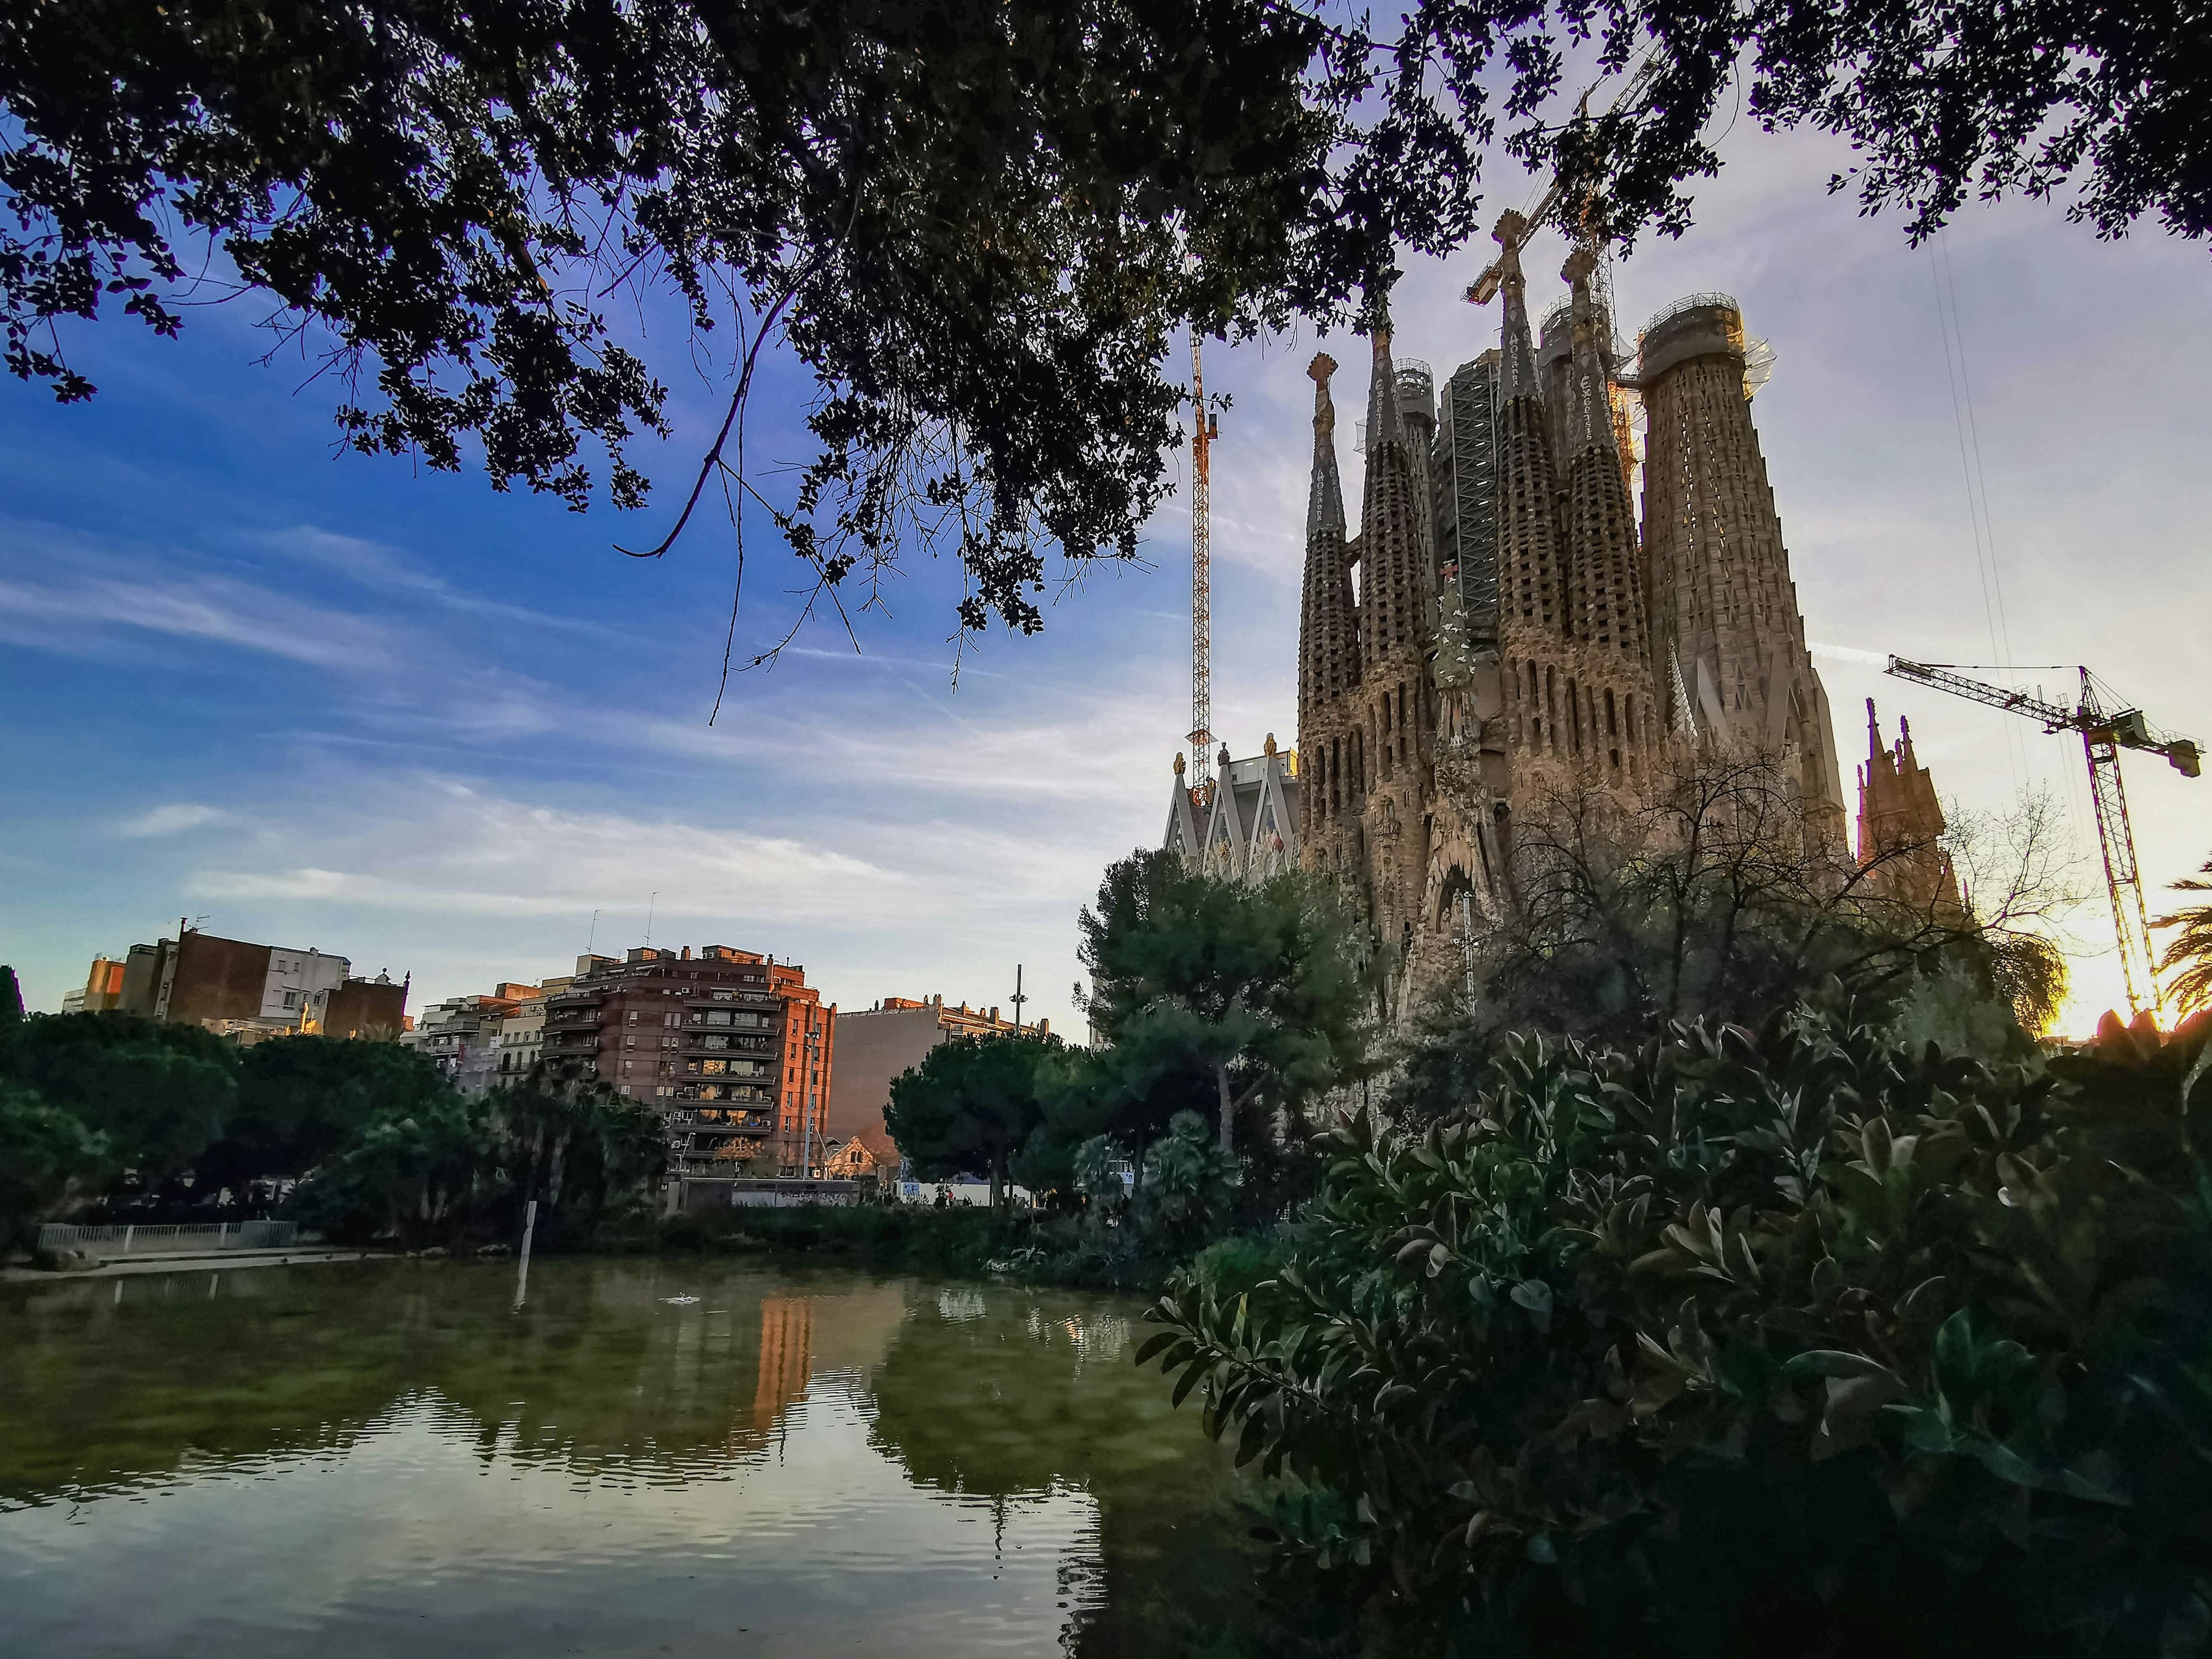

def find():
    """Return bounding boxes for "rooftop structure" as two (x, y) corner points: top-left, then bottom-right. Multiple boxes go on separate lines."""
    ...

(1163, 737), (1301, 881)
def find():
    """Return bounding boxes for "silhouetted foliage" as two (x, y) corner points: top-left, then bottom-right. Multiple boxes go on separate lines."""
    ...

(0, 1078), (108, 1243)
(198, 1035), (453, 1190)
(1143, 1002), (2212, 1658)
(6, 0), (2201, 646)
(2156, 856), (2212, 1018)
(1389, 753), (2071, 1122)
(295, 1068), (664, 1248)
(7, 1012), (238, 1184)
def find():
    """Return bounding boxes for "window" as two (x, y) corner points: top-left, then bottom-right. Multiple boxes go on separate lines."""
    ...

(664, 1012), (680, 1028)
(701, 1059), (727, 1074)
(702, 1034), (728, 1051)
(624, 1035), (636, 1049)
(706, 1010), (731, 1027)
(626, 1011), (639, 1025)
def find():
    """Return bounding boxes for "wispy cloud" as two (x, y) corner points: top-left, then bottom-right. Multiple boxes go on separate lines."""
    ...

(270, 525), (638, 644)
(184, 779), (911, 928)
(0, 558), (395, 671)
(119, 803), (224, 838)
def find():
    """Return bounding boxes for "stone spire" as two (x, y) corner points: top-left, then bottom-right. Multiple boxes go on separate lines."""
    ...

(1638, 292), (1846, 840)
(1495, 211), (1540, 402)
(1298, 352), (1359, 727)
(1357, 302), (1429, 676)
(1559, 245), (1650, 670)
(1306, 351), (1346, 541)
(1366, 306), (1404, 453)
(1490, 211), (1570, 764)
(1857, 699), (1959, 911)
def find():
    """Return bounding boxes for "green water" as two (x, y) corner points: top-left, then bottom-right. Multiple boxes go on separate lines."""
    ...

(0, 1258), (1268, 1657)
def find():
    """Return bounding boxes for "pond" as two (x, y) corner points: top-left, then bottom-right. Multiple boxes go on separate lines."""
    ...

(0, 1258), (1273, 1657)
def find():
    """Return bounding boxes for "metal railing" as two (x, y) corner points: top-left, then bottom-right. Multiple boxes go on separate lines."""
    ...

(1639, 291), (1741, 339)
(37, 1221), (299, 1258)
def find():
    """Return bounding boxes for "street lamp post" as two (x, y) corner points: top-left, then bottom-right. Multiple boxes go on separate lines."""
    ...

(799, 1023), (821, 1178)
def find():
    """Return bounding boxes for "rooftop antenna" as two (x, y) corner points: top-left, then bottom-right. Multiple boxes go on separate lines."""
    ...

(1009, 964), (1027, 1037)
(1187, 331), (1218, 800)
(586, 909), (599, 954)
(645, 892), (657, 947)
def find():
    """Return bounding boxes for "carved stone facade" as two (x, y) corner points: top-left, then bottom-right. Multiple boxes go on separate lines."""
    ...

(1639, 297), (1847, 843)
(1857, 699), (1961, 913)
(1167, 239), (1866, 1015)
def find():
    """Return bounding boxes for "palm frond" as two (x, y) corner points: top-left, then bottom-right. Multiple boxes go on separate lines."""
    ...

(2154, 858), (2212, 1016)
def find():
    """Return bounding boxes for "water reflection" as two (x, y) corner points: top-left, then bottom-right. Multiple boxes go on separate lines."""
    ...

(0, 1259), (1264, 1656)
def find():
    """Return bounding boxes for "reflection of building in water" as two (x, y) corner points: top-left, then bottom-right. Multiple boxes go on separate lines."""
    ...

(753, 1295), (814, 1427)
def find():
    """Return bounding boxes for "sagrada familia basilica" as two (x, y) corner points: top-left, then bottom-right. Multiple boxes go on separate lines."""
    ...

(1164, 215), (1951, 1001)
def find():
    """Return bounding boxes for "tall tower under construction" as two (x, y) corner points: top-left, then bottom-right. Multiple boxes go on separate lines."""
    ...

(1638, 296), (1845, 842)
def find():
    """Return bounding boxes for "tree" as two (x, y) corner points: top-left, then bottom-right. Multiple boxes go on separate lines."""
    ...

(0, 1079), (108, 1244)
(487, 1069), (667, 1242)
(2155, 857), (2212, 1018)
(6, 1012), (238, 1186)
(202, 1034), (453, 1189)
(290, 1089), (494, 1249)
(1143, 1001), (2212, 1658)
(5, 1), (2204, 650)
(1391, 751), (2072, 1120)
(884, 1034), (1054, 1209)
(1081, 850), (1372, 1156)
(291, 1064), (665, 1247)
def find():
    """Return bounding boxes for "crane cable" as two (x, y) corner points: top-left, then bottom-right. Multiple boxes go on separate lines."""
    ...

(1929, 233), (2035, 796)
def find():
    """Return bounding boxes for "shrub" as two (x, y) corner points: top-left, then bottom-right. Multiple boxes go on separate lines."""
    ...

(1142, 1001), (2212, 1658)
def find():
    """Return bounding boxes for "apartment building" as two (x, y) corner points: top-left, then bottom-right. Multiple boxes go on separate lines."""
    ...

(539, 945), (836, 1204)
(408, 984), (540, 1093)
(90, 923), (409, 1040)
(826, 995), (1048, 1175)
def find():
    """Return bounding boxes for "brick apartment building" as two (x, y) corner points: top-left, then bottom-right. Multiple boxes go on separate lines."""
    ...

(825, 995), (1048, 1176)
(83, 922), (409, 1041)
(539, 945), (835, 1200)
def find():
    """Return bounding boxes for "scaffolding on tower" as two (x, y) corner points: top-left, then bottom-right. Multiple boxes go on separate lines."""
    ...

(1188, 333), (1218, 800)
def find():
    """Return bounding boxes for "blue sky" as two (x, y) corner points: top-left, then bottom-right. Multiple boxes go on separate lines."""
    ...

(2, 121), (2208, 1036)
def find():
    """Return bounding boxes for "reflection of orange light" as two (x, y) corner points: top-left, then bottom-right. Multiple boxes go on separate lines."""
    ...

(753, 1296), (813, 1426)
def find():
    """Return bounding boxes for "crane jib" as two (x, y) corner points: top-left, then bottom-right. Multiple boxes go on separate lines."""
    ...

(1882, 654), (2200, 1021)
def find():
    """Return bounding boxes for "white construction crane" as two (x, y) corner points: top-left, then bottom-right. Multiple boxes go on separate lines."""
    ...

(1886, 658), (2201, 1021)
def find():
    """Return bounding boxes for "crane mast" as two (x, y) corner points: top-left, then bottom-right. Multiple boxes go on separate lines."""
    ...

(1886, 657), (2201, 1022)
(1188, 333), (1217, 800)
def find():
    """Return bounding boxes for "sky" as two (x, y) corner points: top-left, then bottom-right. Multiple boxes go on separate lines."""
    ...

(2, 118), (2207, 1038)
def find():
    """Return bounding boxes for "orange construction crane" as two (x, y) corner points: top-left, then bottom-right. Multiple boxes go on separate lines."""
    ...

(1886, 657), (2201, 1021)
(1187, 333), (1219, 801)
